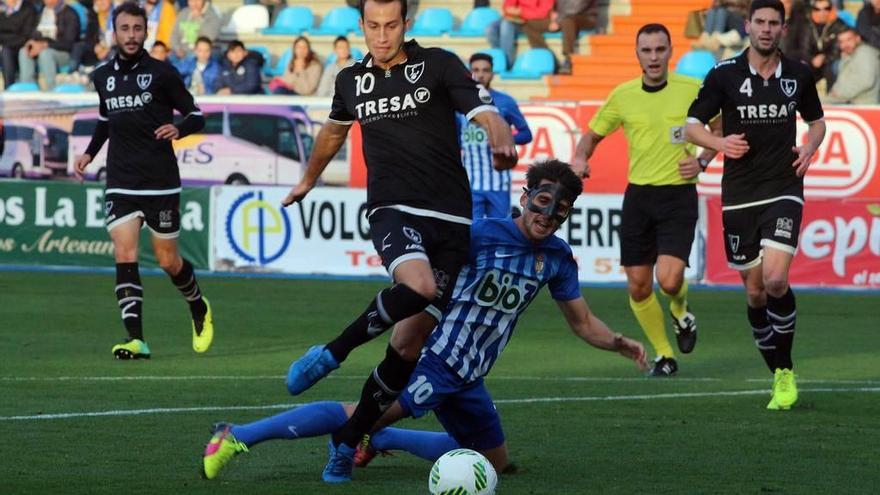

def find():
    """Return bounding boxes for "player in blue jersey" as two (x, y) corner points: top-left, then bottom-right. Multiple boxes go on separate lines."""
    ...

(458, 53), (533, 219)
(200, 160), (647, 481)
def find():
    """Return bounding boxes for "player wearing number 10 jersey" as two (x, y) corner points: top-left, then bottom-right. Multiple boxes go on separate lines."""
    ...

(685, 0), (826, 410)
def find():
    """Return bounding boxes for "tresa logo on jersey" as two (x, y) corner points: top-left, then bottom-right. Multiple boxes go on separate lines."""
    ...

(475, 269), (538, 314)
(735, 102), (796, 123)
(105, 92), (153, 110)
(355, 87), (431, 119)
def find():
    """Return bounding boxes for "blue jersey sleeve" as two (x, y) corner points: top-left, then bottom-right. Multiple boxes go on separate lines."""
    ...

(494, 91), (532, 145)
(548, 250), (581, 301)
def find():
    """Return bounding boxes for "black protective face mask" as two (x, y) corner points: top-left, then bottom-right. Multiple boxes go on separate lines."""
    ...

(524, 183), (574, 224)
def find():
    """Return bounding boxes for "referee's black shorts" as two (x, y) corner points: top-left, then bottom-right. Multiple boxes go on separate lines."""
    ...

(620, 183), (698, 267)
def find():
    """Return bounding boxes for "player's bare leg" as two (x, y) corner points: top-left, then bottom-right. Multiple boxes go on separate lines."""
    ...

(109, 217), (150, 359)
(626, 265), (676, 376)
(656, 255), (696, 353)
(151, 235), (212, 353)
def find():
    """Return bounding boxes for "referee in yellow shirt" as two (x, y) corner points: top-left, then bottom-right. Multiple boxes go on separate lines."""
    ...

(572, 23), (717, 376)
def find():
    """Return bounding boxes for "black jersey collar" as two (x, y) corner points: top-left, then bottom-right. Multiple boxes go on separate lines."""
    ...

(113, 49), (148, 72)
(738, 48), (784, 78)
(363, 39), (419, 69)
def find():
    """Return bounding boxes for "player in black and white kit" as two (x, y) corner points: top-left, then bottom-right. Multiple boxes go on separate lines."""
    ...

(74, 2), (213, 361)
(685, 0), (825, 411)
(281, 0), (517, 482)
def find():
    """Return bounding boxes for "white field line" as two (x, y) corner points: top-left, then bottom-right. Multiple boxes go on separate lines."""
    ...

(1, 387), (879, 422)
(2, 375), (879, 385)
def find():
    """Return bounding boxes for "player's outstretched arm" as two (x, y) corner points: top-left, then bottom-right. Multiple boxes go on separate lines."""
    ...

(572, 129), (605, 179)
(685, 121), (749, 159)
(281, 122), (351, 207)
(556, 298), (647, 370)
(471, 110), (518, 171)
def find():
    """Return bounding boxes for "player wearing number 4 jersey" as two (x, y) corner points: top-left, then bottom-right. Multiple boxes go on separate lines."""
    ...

(686, 0), (826, 410)
(199, 161), (647, 482)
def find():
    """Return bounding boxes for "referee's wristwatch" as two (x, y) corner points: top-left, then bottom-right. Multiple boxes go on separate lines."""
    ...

(697, 158), (711, 171)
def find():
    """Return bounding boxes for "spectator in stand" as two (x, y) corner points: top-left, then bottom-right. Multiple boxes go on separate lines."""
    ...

(807, 0), (848, 88)
(269, 35), (322, 95)
(556, 0), (598, 74)
(171, 0), (221, 61)
(0, 0), (38, 88)
(693, 1), (748, 57)
(487, 0), (555, 70)
(70, 0), (115, 74)
(856, 0), (880, 49)
(150, 39), (170, 60)
(176, 35), (220, 95)
(316, 35), (355, 97)
(18, 0), (80, 90)
(780, 0), (812, 63)
(216, 39), (263, 95)
(823, 28), (880, 104)
(145, 0), (177, 51)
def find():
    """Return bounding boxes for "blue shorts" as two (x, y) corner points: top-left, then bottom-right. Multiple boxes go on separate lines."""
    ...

(398, 351), (505, 451)
(472, 190), (511, 219)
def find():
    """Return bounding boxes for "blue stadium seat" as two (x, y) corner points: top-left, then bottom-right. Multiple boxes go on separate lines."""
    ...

(476, 48), (507, 72)
(261, 6), (314, 35)
(408, 8), (454, 36)
(248, 44), (274, 76)
(325, 47), (364, 66)
(5, 81), (40, 92)
(675, 50), (717, 80)
(54, 83), (87, 93)
(837, 10), (855, 28)
(451, 7), (500, 37)
(270, 48), (293, 77)
(499, 48), (554, 80)
(69, 1), (89, 38)
(312, 6), (361, 36)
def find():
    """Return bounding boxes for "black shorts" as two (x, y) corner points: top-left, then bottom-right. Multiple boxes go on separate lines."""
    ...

(368, 207), (470, 319)
(722, 198), (802, 270)
(620, 184), (698, 266)
(104, 193), (180, 239)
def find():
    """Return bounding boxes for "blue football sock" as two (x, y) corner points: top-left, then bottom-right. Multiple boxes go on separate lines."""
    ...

(231, 401), (348, 448)
(370, 427), (460, 462)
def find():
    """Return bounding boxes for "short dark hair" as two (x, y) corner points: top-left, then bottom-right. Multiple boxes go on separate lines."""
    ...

(749, 0), (786, 22)
(226, 39), (246, 54)
(636, 23), (671, 45)
(113, 1), (148, 31)
(525, 160), (583, 201)
(195, 36), (213, 48)
(469, 52), (494, 68)
(334, 35), (349, 45)
(358, 0), (408, 21)
(151, 40), (168, 51)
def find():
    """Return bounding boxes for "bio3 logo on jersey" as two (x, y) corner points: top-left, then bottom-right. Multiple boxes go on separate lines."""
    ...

(225, 191), (291, 265)
(475, 269), (538, 314)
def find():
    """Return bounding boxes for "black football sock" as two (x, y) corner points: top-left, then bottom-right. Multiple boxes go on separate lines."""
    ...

(766, 288), (796, 370)
(326, 284), (431, 363)
(748, 305), (775, 372)
(170, 258), (207, 325)
(116, 262), (144, 341)
(333, 345), (419, 448)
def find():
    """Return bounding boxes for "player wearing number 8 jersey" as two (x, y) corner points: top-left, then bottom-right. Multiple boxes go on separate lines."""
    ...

(685, 0), (826, 410)
(199, 161), (646, 480)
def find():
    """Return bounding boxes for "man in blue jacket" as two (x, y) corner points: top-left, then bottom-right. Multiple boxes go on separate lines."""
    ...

(216, 39), (262, 95)
(457, 52), (532, 219)
(175, 36), (220, 95)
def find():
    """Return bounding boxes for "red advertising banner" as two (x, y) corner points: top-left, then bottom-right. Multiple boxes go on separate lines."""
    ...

(705, 197), (880, 288)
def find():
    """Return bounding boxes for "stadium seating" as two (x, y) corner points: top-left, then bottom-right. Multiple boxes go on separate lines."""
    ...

(450, 7), (500, 38)
(69, 1), (88, 39)
(5, 81), (40, 92)
(499, 48), (554, 80)
(837, 10), (856, 28)
(53, 83), (87, 93)
(408, 8), (454, 36)
(261, 6), (314, 35)
(675, 50), (716, 80)
(476, 48), (507, 72)
(248, 44), (274, 76)
(325, 47), (365, 66)
(269, 47), (293, 77)
(311, 6), (361, 36)
(224, 5), (271, 35)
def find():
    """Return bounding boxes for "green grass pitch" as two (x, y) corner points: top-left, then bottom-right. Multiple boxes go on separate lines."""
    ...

(1, 272), (878, 494)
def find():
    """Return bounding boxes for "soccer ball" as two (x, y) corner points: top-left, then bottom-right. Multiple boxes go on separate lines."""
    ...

(428, 449), (497, 495)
